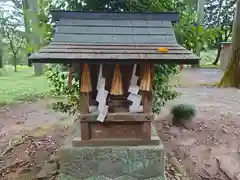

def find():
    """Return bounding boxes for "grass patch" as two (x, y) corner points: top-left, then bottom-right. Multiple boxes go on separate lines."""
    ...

(200, 49), (218, 65)
(0, 66), (51, 106)
(198, 81), (219, 87)
(200, 64), (220, 69)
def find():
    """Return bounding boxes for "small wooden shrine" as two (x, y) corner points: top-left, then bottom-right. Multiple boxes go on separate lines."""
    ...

(29, 10), (199, 179)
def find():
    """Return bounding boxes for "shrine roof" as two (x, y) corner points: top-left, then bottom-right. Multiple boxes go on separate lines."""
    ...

(29, 10), (200, 64)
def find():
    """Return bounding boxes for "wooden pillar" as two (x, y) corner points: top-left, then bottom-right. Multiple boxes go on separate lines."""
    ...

(140, 64), (153, 140)
(79, 64), (90, 140)
(68, 64), (73, 88)
(140, 64), (153, 113)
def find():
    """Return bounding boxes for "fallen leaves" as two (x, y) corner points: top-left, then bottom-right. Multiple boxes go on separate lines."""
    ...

(0, 135), (57, 179)
(217, 155), (240, 180)
(1, 147), (13, 156)
(15, 120), (25, 125)
(0, 159), (29, 177)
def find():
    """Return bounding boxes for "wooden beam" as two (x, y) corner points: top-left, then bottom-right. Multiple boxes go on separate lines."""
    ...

(29, 56), (200, 65)
(72, 138), (160, 147)
(32, 52), (198, 60)
(78, 113), (153, 122)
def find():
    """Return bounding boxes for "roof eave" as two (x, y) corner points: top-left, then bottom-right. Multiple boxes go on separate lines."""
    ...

(29, 56), (200, 65)
(50, 10), (179, 22)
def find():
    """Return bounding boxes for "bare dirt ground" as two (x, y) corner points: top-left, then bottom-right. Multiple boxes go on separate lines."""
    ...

(0, 68), (239, 180)
(0, 99), (71, 180)
(156, 68), (240, 180)
(0, 99), (68, 151)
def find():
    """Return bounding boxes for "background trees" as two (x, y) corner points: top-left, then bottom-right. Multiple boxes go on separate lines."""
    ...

(0, 29), (3, 69)
(219, 0), (240, 88)
(0, 3), (26, 72)
(0, 0), (236, 75)
(204, 0), (236, 65)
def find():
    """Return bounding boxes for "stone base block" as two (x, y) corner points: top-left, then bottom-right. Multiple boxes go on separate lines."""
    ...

(58, 173), (165, 180)
(58, 125), (165, 180)
(58, 144), (165, 180)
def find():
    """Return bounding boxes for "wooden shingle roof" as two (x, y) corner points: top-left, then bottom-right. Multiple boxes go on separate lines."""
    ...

(29, 11), (200, 64)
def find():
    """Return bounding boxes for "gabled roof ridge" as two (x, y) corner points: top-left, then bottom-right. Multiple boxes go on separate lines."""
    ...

(50, 10), (179, 22)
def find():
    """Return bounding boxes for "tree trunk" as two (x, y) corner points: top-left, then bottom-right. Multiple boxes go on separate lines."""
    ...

(196, 0), (205, 57)
(219, 0), (240, 88)
(23, 0), (44, 75)
(22, 0), (31, 41)
(212, 45), (222, 65)
(13, 55), (17, 72)
(191, 0), (205, 68)
(0, 33), (3, 69)
(0, 48), (3, 69)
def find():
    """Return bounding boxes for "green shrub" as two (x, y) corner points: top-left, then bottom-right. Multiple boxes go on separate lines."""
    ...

(171, 104), (196, 126)
(152, 65), (180, 114)
(45, 66), (80, 115)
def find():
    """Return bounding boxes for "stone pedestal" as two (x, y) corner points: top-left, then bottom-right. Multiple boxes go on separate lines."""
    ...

(220, 42), (232, 71)
(58, 124), (165, 180)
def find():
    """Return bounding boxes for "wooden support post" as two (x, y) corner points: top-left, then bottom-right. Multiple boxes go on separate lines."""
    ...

(79, 93), (89, 113)
(68, 64), (73, 88)
(79, 64), (90, 140)
(180, 64), (184, 72)
(140, 64), (153, 113)
(142, 91), (152, 140)
(140, 64), (154, 140)
(143, 92), (152, 113)
(139, 65), (145, 105)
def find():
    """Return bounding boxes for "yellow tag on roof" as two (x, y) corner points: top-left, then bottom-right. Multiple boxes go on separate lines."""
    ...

(158, 47), (169, 53)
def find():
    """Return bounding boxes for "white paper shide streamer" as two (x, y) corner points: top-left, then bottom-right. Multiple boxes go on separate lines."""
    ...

(96, 64), (109, 122)
(128, 64), (142, 113)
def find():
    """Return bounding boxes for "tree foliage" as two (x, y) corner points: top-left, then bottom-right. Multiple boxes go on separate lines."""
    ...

(175, 9), (216, 53)
(45, 66), (80, 115)
(0, 7), (26, 72)
(204, 0), (235, 43)
(8, 0), (53, 75)
(204, 0), (236, 64)
(153, 65), (180, 114)
(14, 0), (53, 53)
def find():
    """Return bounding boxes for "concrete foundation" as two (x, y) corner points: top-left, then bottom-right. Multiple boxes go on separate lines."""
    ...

(58, 124), (166, 180)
